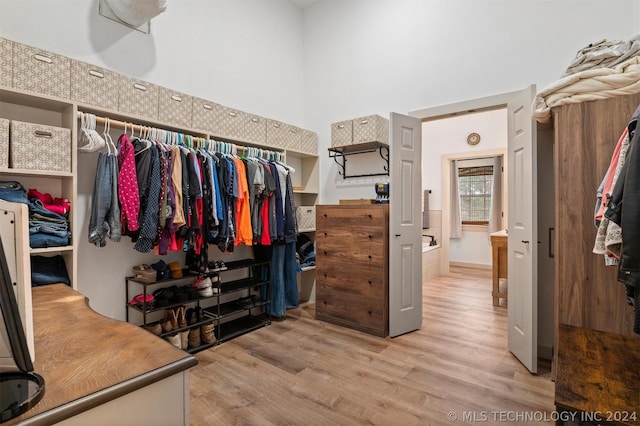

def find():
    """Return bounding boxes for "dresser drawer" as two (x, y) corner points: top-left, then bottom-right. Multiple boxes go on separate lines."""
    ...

(316, 205), (385, 227)
(243, 114), (267, 145)
(352, 114), (389, 145)
(331, 120), (352, 147)
(118, 77), (159, 119)
(71, 60), (120, 110)
(13, 42), (70, 99)
(316, 225), (385, 245)
(0, 37), (12, 87)
(191, 97), (220, 133)
(315, 290), (387, 337)
(215, 105), (246, 141)
(316, 267), (387, 299)
(316, 244), (385, 270)
(158, 87), (193, 128)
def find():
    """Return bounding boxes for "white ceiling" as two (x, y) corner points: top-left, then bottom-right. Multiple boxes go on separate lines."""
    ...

(289, 0), (321, 10)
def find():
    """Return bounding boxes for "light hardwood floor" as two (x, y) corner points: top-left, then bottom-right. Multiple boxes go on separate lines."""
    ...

(190, 267), (554, 425)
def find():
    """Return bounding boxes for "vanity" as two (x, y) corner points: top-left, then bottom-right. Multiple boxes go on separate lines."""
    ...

(3, 284), (197, 425)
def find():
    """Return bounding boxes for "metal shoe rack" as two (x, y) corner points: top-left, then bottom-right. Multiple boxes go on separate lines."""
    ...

(125, 258), (271, 353)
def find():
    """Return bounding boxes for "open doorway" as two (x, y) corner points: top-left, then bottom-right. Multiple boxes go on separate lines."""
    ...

(409, 86), (555, 374)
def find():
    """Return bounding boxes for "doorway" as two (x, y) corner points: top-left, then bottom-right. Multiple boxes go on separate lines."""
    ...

(409, 86), (554, 373)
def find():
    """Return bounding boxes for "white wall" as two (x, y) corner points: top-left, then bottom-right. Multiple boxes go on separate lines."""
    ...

(302, 0), (639, 204)
(0, 0), (305, 126)
(0, 0), (305, 320)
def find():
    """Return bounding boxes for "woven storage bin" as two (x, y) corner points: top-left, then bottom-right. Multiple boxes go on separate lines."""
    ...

(296, 206), (316, 231)
(71, 60), (120, 110)
(0, 38), (12, 87)
(297, 129), (318, 155)
(353, 114), (389, 145)
(263, 120), (304, 150)
(331, 120), (353, 147)
(214, 105), (246, 141)
(0, 118), (9, 168)
(118, 76), (159, 119)
(243, 114), (267, 145)
(158, 87), (193, 128)
(12, 42), (70, 99)
(192, 97), (221, 134)
(10, 120), (71, 172)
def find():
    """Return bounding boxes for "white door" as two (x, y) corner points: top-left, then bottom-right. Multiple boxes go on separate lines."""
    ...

(507, 85), (538, 373)
(389, 112), (422, 337)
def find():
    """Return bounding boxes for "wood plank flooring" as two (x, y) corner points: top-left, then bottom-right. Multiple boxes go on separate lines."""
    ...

(190, 266), (554, 425)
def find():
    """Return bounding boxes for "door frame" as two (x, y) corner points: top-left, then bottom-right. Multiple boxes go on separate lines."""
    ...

(409, 87), (538, 371)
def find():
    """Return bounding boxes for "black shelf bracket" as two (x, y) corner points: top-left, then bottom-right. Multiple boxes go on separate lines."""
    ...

(328, 142), (390, 179)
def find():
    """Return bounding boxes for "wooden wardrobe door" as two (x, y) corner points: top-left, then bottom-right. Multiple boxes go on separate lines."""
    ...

(554, 93), (640, 336)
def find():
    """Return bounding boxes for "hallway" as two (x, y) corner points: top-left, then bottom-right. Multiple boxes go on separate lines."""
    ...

(189, 267), (555, 425)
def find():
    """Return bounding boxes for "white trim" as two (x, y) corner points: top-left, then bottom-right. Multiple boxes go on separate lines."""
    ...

(449, 261), (491, 270)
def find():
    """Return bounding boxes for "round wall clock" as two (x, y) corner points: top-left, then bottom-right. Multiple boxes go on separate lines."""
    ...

(467, 132), (481, 145)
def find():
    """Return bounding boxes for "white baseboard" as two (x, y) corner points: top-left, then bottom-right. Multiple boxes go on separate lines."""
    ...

(449, 261), (491, 270)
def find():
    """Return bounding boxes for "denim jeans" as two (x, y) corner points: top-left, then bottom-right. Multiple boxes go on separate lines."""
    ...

(29, 221), (70, 238)
(270, 243), (286, 317)
(30, 233), (70, 249)
(88, 153), (121, 247)
(31, 255), (70, 286)
(284, 241), (299, 309)
(0, 181), (29, 204)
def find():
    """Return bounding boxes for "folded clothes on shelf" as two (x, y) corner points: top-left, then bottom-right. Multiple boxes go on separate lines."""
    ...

(31, 255), (70, 286)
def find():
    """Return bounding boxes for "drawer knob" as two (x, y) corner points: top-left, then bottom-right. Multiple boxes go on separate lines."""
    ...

(368, 235), (372, 239)
(324, 214), (327, 218)
(324, 250), (328, 255)
(323, 300), (327, 305)
(368, 214), (372, 219)
(324, 232), (327, 236)
(368, 310), (372, 315)
(323, 273), (327, 278)
(368, 280), (372, 285)
(368, 255), (372, 260)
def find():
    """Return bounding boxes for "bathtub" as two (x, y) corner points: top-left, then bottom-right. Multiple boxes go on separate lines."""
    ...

(422, 238), (441, 282)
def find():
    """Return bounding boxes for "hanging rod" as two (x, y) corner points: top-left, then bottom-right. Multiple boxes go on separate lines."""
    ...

(77, 111), (284, 160)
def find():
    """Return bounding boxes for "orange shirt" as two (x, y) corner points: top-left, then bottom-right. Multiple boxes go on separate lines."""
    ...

(233, 158), (253, 246)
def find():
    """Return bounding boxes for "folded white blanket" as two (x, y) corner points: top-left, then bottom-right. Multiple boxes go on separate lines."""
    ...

(533, 56), (640, 124)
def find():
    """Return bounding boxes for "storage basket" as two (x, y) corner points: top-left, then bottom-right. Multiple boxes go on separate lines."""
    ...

(296, 206), (316, 231)
(243, 114), (267, 145)
(10, 120), (71, 172)
(331, 120), (352, 147)
(0, 37), (12, 87)
(266, 119), (288, 149)
(214, 105), (246, 141)
(298, 129), (318, 155)
(118, 76), (159, 119)
(353, 114), (389, 145)
(12, 42), (70, 99)
(192, 97), (221, 134)
(158, 87), (193, 128)
(71, 60), (120, 110)
(0, 118), (8, 168)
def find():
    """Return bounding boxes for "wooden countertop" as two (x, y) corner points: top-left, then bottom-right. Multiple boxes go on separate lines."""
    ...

(4, 284), (197, 425)
(555, 323), (640, 425)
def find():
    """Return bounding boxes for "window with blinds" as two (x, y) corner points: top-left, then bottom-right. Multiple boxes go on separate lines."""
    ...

(458, 165), (493, 225)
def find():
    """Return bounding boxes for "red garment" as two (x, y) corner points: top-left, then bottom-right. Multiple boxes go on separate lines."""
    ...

(117, 134), (140, 232)
(260, 195), (271, 246)
(27, 189), (70, 216)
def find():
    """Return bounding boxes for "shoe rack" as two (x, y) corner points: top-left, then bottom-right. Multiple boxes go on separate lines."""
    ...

(125, 259), (271, 353)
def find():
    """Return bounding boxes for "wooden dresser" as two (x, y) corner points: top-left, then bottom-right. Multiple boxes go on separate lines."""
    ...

(315, 204), (389, 337)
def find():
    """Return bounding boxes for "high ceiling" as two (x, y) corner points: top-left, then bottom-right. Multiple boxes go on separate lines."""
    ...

(289, 0), (321, 10)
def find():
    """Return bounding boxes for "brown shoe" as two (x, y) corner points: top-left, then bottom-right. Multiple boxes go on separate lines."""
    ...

(177, 306), (187, 328)
(144, 323), (162, 336)
(180, 330), (189, 349)
(188, 327), (201, 348)
(201, 322), (216, 344)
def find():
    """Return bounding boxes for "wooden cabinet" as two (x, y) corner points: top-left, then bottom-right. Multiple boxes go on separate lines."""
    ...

(553, 93), (640, 337)
(315, 204), (389, 337)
